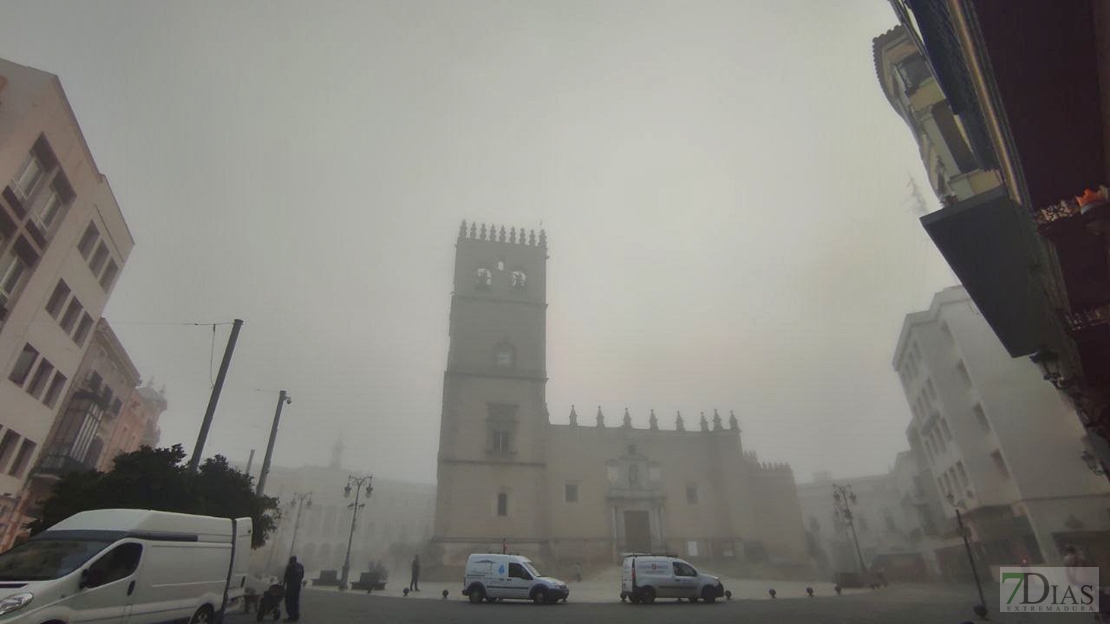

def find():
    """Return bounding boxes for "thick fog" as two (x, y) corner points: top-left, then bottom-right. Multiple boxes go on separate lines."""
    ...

(0, 1), (955, 483)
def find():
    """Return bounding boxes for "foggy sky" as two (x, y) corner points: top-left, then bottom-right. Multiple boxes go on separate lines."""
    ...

(0, 1), (956, 485)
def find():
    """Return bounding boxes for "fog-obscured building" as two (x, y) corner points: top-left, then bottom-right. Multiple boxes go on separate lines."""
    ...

(798, 452), (934, 579)
(894, 286), (1110, 580)
(246, 444), (435, 578)
(432, 223), (811, 577)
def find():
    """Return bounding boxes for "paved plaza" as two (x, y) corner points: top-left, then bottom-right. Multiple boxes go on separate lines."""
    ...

(230, 568), (1089, 624)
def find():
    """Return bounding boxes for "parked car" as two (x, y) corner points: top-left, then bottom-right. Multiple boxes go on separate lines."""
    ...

(620, 553), (725, 604)
(461, 553), (569, 604)
(0, 509), (251, 623)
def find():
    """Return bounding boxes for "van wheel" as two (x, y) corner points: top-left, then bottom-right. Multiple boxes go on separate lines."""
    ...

(532, 588), (547, 605)
(701, 586), (717, 603)
(468, 586), (485, 604)
(189, 605), (214, 624)
(640, 587), (656, 604)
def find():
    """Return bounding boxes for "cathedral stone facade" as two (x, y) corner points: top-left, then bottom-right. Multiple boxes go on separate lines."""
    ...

(432, 222), (810, 575)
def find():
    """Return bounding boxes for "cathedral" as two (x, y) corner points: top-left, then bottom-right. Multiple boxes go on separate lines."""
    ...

(431, 222), (811, 576)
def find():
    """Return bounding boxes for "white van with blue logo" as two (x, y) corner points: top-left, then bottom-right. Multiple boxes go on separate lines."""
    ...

(462, 554), (569, 605)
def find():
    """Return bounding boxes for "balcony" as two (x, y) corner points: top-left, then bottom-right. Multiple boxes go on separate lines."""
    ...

(34, 453), (94, 479)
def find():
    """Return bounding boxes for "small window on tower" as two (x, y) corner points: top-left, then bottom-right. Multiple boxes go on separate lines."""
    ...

(497, 493), (508, 516)
(476, 267), (492, 289)
(510, 270), (526, 289)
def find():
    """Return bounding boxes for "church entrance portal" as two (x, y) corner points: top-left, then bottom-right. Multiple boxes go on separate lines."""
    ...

(623, 510), (652, 553)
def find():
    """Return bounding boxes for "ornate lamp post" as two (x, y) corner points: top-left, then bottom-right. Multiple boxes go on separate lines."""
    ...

(339, 474), (373, 590)
(947, 494), (988, 620)
(831, 484), (867, 575)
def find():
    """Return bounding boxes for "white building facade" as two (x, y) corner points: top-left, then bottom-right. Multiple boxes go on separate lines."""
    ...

(894, 286), (1110, 580)
(0, 58), (133, 529)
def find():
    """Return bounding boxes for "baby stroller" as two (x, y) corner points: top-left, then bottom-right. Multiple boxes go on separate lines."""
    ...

(256, 584), (285, 622)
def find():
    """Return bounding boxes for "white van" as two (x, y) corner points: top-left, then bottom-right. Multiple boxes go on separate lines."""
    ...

(461, 554), (569, 605)
(0, 509), (252, 624)
(620, 554), (725, 604)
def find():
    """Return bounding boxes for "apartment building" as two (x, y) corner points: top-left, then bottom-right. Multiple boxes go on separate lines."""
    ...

(0, 58), (133, 523)
(894, 286), (1110, 579)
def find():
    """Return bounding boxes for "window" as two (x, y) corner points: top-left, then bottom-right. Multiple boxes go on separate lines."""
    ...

(628, 464), (640, 488)
(564, 483), (578, 503)
(497, 493), (508, 516)
(77, 223), (99, 259)
(60, 297), (82, 333)
(686, 484), (698, 504)
(507, 562), (528, 579)
(0, 431), (19, 471)
(491, 429), (510, 453)
(673, 562), (697, 577)
(13, 154), (44, 198)
(73, 314), (93, 346)
(26, 358), (54, 399)
(896, 55), (932, 91)
(45, 280), (70, 319)
(940, 321), (954, 344)
(973, 404), (990, 432)
(510, 270), (526, 288)
(110, 398), (123, 417)
(33, 184), (68, 231)
(955, 361), (972, 387)
(8, 439), (35, 478)
(956, 461), (969, 489)
(497, 259), (505, 271)
(87, 371), (103, 393)
(85, 543), (142, 587)
(940, 418), (952, 441)
(99, 260), (119, 290)
(8, 344), (38, 385)
(43, 372), (66, 408)
(0, 251), (28, 302)
(476, 267), (492, 288)
(89, 243), (109, 275)
(991, 451), (1010, 479)
(495, 347), (514, 367)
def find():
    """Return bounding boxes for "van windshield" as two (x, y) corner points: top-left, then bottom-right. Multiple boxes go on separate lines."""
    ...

(523, 562), (542, 578)
(0, 538), (113, 581)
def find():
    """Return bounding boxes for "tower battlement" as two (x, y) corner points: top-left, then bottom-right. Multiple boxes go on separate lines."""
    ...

(459, 220), (547, 248)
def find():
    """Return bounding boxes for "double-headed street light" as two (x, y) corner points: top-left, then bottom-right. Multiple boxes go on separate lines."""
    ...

(339, 475), (373, 590)
(831, 484), (867, 576)
(287, 492), (313, 560)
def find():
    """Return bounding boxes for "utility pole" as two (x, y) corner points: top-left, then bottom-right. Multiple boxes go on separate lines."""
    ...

(256, 390), (291, 496)
(189, 319), (243, 471)
(340, 475), (373, 590)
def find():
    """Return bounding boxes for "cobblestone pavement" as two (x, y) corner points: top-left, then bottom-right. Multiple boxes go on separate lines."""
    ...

(228, 573), (1090, 624)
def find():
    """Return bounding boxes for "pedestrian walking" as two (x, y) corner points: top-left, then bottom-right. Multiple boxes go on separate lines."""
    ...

(410, 554), (421, 592)
(283, 556), (305, 622)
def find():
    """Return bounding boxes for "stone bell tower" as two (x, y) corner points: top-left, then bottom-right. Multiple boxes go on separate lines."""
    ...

(431, 221), (551, 571)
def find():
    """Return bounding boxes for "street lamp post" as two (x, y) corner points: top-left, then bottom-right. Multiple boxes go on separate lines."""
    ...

(339, 475), (373, 591)
(948, 495), (988, 620)
(832, 484), (867, 576)
(287, 492), (312, 560)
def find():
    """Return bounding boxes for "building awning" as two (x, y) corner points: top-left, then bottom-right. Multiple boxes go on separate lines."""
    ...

(920, 187), (1051, 357)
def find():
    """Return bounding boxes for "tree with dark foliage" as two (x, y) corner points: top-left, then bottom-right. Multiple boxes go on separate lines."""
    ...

(28, 444), (279, 548)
